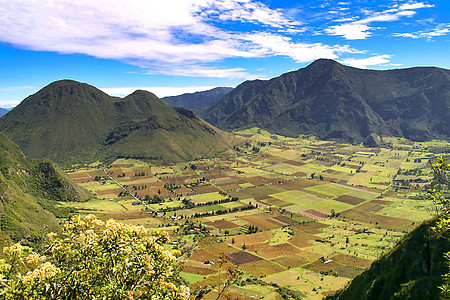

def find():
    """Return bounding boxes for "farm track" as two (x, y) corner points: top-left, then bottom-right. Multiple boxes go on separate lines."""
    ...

(103, 168), (163, 217)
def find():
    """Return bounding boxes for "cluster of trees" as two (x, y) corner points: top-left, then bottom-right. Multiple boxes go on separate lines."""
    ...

(397, 168), (424, 176)
(246, 225), (258, 234)
(145, 194), (164, 204)
(160, 197), (239, 213)
(134, 171), (148, 176)
(131, 184), (147, 190)
(405, 158), (423, 163)
(190, 204), (256, 219)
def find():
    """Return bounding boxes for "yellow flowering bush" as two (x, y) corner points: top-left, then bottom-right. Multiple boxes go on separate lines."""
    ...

(0, 214), (189, 299)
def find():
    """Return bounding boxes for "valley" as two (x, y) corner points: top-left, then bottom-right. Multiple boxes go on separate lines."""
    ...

(63, 129), (441, 299)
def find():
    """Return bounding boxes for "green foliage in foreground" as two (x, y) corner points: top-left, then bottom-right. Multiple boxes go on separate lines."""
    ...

(0, 215), (189, 300)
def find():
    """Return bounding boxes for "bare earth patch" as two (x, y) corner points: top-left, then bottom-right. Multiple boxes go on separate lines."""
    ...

(227, 251), (263, 265)
(335, 195), (366, 205)
(299, 209), (329, 220)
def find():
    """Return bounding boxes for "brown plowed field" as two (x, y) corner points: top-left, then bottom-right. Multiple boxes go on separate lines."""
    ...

(336, 195), (366, 205)
(227, 251), (263, 265)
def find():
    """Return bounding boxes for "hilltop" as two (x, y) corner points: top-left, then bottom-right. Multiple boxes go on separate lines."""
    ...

(0, 80), (237, 167)
(0, 132), (91, 247)
(199, 59), (450, 144)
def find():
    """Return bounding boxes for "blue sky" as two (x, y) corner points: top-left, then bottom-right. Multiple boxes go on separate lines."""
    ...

(0, 0), (449, 108)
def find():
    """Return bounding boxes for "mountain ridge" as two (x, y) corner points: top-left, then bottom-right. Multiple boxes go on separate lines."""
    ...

(199, 59), (450, 143)
(162, 87), (233, 111)
(0, 80), (238, 167)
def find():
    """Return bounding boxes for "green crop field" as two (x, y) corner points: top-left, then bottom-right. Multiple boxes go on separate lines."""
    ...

(68, 130), (447, 299)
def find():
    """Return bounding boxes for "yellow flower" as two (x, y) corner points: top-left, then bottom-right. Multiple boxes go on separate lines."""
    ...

(179, 285), (190, 300)
(91, 218), (105, 227)
(162, 250), (176, 263)
(172, 250), (182, 257)
(124, 246), (132, 255)
(26, 252), (45, 266)
(23, 262), (59, 284)
(3, 243), (23, 257)
(46, 232), (57, 240)
(78, 229), (97, 245)
(160, 231), (170, 243)
(83, 214), (97, 224)
(0, 259), (10, 273)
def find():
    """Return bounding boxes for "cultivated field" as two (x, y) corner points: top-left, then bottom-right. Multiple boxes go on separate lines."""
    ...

(64, 129), (443, 299)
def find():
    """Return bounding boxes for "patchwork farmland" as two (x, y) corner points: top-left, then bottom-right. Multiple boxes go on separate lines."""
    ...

(64, 129), (442, 299)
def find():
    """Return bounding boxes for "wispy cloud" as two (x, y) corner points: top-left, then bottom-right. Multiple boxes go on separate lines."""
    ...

(0, 0), (358, 79)
(394, 24), (450, 39)
(398, 2), (434, 10)
(197, 0), (302, 28)
(340, 54), (392, 68)
(100, 86), (230, 98)
(325, 1), (434, 40)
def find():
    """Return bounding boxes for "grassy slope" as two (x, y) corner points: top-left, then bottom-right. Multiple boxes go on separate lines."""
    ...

(107, 109), (238, 164)
(326, 218), (449, 300)
(0, 132), (92, 247)
(0, 82), (237, 167)
(0, 80), (117, 166)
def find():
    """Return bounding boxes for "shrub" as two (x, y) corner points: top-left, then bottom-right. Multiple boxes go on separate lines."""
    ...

(0, 215), (189, 299)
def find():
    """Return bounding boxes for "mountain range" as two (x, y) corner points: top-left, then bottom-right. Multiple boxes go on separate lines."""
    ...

(197, 59), (450, 144)
(0, 108), (8, 117)
(0, 80), (237, 167)
(162, 87), (233, 111)
(2, 60), (449, 168)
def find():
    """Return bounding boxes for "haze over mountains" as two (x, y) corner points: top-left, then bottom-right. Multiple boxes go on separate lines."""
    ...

(162, 87), (233, 111)
(197, 59), (450, 144)
(0, 80), (237, 167)
(0, 108), (8, 117)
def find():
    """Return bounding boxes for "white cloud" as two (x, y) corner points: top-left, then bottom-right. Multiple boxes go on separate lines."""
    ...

(0, 0), (356, 78)
(423, 27), (450, 37)
(243, 32), (357, 61)
(100, 86), (230, 98)
(0, 100), (22, 108)
(394, 24), (450, 39)
(394, 32), (419, 38)
(143, 65), (262, 79)
(399, 2), (434, 10)
(200, 0), (302, 28)
(325, 1), (433, 40)
(326, 24), (371, 39)
(340, 54), (392, 68)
